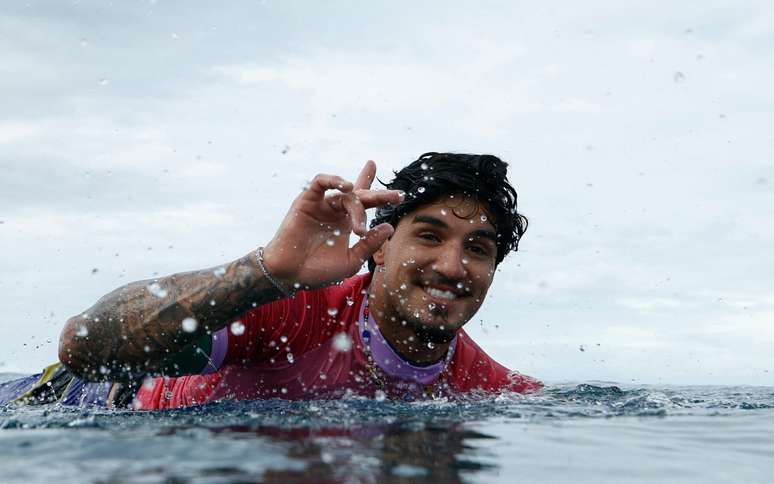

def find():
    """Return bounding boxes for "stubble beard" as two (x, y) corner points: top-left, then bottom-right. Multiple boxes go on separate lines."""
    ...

(403, 303), (459, 345)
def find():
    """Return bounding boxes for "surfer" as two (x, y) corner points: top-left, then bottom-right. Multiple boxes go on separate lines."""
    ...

(2, 152), (541, 408)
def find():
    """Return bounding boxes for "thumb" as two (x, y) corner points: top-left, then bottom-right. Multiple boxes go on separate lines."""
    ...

(347, 223), (394, 271)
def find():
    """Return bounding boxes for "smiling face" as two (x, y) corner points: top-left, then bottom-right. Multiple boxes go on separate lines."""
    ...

(370, 194), (498, 344)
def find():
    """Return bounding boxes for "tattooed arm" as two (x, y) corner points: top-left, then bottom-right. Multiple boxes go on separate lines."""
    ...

(58, 251), (284, 381)
(59, 161), (402, 382)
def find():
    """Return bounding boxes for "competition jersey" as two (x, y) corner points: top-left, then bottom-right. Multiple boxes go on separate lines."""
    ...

(132, 273), (542, 410)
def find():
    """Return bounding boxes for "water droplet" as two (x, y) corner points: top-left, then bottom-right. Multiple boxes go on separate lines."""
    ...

(293, 282), (302, 289)
(399, 283), (407, 290)
(333, 229), (341, 236)
(142, 377), (156, 390)
(280, 387), (288, 393)
(440, 209), (447, 216)
(374, 389), (387, 402)
(456, 282), (464, 290)
(147, 282), (168, 298)
(230, 321), (245, 336)
(75, 326), (89, 337)
(428, 303), (436, 310)
(279, 335), (288, 343)
(462, 258), (469, 265)
(332, 332), (352, 352)
(325, 239), (335, 246)
(480, 214), (488, 222)
(327, 307), (339, 316)
(427, 342), (436, 349)
(209, 299), (216, 306)
(420, 162), (428, 170)
(286, 353), (295, 364)
(417, 186), (426, 193)
(181, 317), (198, 333)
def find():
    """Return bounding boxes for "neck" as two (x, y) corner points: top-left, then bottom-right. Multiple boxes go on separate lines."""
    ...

(368, 275), (452, 366)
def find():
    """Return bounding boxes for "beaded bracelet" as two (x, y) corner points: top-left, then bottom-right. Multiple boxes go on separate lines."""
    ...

(255, 247), (296, 298)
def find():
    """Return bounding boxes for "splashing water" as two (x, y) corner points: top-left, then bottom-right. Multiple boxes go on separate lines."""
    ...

(147, 282), (168, 298)
(230, 321), (245, 336)
(332, 332), (352, 352)
(0, 382), (771, 483)
(181, 317), (198, 333)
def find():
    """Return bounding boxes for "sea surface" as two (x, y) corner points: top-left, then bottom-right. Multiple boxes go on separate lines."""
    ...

(1, 374), (772, 484)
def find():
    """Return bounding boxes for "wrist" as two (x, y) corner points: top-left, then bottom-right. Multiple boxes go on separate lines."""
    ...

(254, 246), (296, 298)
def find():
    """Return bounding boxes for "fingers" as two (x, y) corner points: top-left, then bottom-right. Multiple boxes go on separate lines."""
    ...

(305, 174), (354, 200)
(356, 189), (404, 209)
(340, 193), (367, 236)
(353, 160), (377, 191)
(347, 223), (394, 270)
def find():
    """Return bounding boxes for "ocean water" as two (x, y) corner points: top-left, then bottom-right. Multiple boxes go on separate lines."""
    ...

(0, 376), (771, 484)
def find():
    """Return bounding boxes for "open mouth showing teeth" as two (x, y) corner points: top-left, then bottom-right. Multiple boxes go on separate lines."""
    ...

(423, 286), (459, 301)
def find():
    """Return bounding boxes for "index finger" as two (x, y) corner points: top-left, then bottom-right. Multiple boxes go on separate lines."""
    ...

(353, 160), (377, 191)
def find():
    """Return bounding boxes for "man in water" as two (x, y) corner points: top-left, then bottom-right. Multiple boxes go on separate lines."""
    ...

(2, 152), (541, 408)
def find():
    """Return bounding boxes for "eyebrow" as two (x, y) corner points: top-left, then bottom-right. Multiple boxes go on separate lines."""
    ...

(412, 215), (498, 243)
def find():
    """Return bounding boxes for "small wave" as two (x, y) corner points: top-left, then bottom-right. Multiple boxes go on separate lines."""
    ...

(1, 384), (772, 432)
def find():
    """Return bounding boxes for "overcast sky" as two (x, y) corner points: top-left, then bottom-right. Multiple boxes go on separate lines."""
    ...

(1, 0), (772, 385)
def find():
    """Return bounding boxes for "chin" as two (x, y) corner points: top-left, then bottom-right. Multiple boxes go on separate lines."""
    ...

(413, 322), (457, 345)
(405, 309), (465, 345)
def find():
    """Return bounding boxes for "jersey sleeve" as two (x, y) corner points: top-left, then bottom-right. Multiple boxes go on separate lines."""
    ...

(219, 274), (369, 367)
(449, 329), (543, 394)
(158, 274), (369, 376)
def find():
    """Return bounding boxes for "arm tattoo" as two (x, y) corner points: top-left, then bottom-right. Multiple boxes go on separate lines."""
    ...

(59, 250), (284, 382)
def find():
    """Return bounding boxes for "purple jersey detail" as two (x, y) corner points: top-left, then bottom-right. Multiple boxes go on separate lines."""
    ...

(357, 294), (456, 386)
(202, 327), (229, 375)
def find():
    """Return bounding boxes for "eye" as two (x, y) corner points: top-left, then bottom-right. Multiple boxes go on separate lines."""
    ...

(469, 246), (486, 255)
(418, 232), (440, 243)
(466, 240), (495, 258)
(467, 245), (490, 256)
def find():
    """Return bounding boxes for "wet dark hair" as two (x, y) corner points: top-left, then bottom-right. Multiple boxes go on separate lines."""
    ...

(367, 152), (527, 272)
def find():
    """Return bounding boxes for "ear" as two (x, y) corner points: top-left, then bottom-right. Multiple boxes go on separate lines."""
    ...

(372, 237), (389, 265)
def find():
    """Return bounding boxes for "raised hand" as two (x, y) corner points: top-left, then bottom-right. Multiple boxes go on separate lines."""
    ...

(262, 160), (402, 290)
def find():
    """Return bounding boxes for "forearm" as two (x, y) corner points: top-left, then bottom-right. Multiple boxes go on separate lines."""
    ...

(58, 250), (284, 381)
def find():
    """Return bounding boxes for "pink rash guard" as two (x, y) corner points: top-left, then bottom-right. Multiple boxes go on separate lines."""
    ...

(132, 272), (542, 410)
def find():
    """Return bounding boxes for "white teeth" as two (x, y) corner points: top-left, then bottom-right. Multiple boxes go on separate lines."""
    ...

(424, 287), (457, 300)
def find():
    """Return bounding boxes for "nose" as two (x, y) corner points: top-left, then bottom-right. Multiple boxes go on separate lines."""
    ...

(431, 242), (468, 281)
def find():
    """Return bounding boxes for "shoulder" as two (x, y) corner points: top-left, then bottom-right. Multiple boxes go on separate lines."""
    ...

(238, 272), (372, 323)
(313, 272), (372, 329)
(321, 272), (372, 301)
(449, 329), (542, 394)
